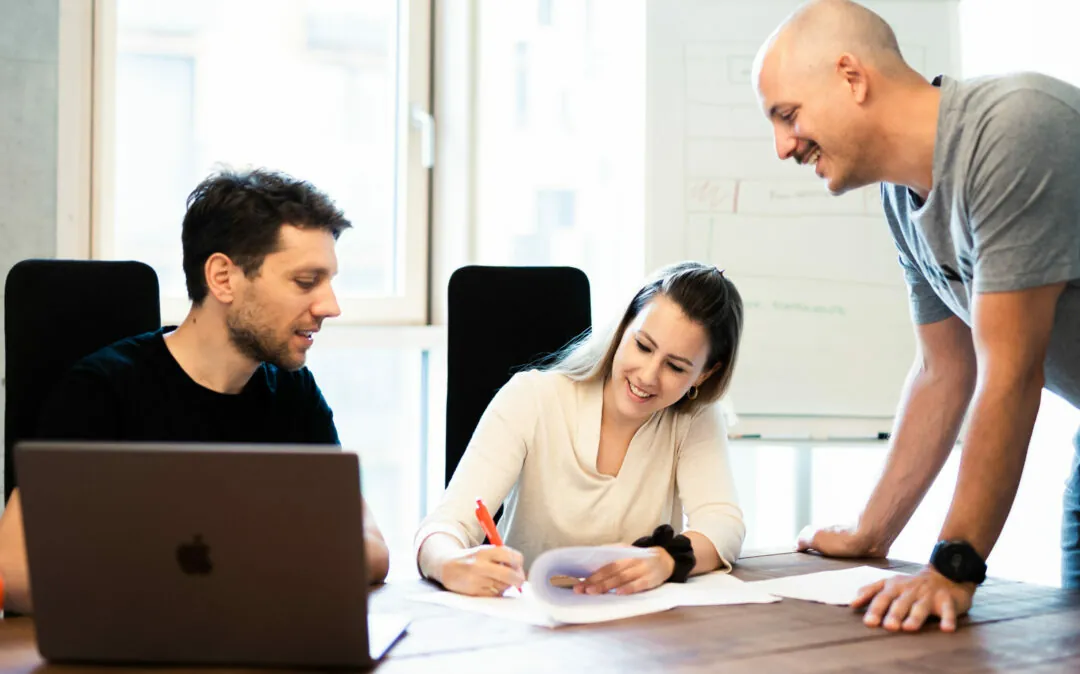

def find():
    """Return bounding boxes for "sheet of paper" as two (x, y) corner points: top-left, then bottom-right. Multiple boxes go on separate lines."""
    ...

(411, 581), (680, 627)
(411, 583), (558, 627)
(657, 570), (781, 607)
(529, 546), (653, 605)
(746, 566), (905, 606)
(532, 583), (679, 625)
(410, 568), (780, 627)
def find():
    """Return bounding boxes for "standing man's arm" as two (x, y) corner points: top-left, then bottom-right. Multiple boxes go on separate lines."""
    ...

(938, 285), (1061, 555)
(854, 284), (1062, 632)
(854, 87), (1080, 633)
(799, 314), (977, 556)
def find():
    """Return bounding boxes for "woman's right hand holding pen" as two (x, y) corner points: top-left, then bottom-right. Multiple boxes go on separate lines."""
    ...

(439, 545), (525, 597)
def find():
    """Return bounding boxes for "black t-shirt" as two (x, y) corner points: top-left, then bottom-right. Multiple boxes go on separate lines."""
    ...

(36, 327), (339, 445)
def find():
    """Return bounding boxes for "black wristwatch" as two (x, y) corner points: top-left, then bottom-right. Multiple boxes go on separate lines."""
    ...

(930, 540), (987, 585)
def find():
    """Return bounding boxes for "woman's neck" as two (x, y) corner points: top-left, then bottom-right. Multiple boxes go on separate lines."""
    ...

(599, 376), (648, 439)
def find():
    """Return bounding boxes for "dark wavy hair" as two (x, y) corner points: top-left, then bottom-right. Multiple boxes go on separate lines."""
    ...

(181, 167), (351, 304)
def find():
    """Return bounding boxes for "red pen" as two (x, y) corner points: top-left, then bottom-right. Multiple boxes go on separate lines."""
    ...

(474, 498), (504, 546)
(475, 498), (521, 593)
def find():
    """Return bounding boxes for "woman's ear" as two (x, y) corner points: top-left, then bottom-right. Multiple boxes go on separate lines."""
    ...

(695, 362), (722, 388)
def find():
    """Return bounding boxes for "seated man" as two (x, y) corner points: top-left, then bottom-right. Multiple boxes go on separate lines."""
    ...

(0, 168), (389, 614)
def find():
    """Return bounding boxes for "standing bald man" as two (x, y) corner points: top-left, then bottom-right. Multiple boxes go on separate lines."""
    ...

(753, 0), (1080, 632)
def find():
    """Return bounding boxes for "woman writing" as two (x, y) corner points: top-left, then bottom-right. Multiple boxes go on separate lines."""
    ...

(416, 262), (745, 597)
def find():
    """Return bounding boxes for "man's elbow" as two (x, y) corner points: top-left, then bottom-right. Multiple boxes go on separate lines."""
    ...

(916, 356), (977, 399)
(365, 538), (390, 585)
(0, 493), (33, 614)
(0, 571), (33, 614)
(0, 544), (33, 614)
(978, 360), (1046, 400)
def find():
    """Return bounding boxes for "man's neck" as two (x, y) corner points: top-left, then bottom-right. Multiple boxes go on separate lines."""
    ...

(876, 80), (941, 200)
(164, 307), (261, 394)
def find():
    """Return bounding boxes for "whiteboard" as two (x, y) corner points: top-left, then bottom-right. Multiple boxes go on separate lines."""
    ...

(645, 0), (962, 437)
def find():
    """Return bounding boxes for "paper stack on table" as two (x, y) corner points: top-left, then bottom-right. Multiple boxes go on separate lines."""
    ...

(745, 565), (906, 606)
(411, 546), (781, 627)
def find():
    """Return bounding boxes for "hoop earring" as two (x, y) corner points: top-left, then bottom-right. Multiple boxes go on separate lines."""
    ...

(687, 386), (699, 400)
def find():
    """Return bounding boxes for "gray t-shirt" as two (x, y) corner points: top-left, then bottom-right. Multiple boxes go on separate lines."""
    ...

(883, 73), (1080, 409)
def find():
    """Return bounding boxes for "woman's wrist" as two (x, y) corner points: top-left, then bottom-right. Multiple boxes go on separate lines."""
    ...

(633, 525), (696, 583)
(653, 547), (676, 579)
(418, 532), (465, 584)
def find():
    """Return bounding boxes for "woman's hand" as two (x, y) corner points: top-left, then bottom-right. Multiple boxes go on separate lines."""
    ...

(438, 545), (526, 597)
(574, 547), (674, 595)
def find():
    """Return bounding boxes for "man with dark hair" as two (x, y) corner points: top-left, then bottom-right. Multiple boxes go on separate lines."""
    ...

(0, 168), (389, 614)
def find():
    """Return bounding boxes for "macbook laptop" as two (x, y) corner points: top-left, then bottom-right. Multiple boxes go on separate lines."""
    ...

(15, 441), (409, 669)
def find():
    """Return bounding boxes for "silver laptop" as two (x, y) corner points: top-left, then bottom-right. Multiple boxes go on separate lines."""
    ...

(16, 441), (409, 669)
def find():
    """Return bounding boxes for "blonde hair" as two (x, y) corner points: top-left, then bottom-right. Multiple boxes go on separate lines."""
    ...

(545, 262), (743, 414)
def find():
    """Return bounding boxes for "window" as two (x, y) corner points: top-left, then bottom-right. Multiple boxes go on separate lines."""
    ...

(71, 0), (437, 568)
(474, 0), (646, 324)
(538, 0), (554, 27)
(513, 41), (530, 127)
(303, 331), (445, 569)
(94, 0), (431, 324)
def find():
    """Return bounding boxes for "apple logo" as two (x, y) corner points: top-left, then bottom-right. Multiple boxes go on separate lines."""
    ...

(176, 535), (213, 575)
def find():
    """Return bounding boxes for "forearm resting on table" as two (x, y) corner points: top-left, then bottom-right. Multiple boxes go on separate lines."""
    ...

(0, 491), (32, 613)
(859, 357), (974, 551)
(417, 531), (468, 583)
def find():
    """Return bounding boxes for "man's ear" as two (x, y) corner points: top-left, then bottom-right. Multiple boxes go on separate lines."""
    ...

(836, 53), (869, 104)
(204, 253), (241, 305)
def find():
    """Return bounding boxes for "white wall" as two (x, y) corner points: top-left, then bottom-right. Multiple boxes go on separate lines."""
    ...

(0, 0), (61, 493)
(961, 0), (1080, 84)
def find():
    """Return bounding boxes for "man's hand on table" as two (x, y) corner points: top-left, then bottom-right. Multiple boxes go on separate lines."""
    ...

(852, 567), (974, 632)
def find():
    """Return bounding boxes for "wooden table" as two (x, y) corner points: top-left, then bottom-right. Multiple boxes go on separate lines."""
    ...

(2, 553), (1079, 673)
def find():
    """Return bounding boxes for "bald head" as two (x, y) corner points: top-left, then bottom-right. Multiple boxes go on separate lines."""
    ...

(750, 0), (936, 195)
(754, 0), (908, 85)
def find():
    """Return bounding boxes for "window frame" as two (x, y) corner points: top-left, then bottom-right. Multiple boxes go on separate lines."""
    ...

(63, 0), (434, 326)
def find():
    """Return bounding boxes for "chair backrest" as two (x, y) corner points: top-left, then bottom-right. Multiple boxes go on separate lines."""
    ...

(4, 259), (161, 501)
(445, 266), (591, 487)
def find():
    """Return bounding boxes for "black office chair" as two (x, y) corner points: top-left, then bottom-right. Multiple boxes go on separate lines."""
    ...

(4, 260), (161, 503)
(445, 266), (591, 487)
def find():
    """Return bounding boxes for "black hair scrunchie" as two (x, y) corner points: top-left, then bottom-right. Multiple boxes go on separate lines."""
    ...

(632, 524), (696, 583)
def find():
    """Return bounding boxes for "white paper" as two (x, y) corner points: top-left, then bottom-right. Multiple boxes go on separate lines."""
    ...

(746, 566), (905, 606)
(411, 583), (560, 627)
(528, 546), (673, 624)
(657, 569), (782, 607)
(410, 546), (780, 627)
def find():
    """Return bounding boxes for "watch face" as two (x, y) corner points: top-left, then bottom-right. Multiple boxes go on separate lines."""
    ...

(947, 551), (965, 574)
(933, 540), (986, 584)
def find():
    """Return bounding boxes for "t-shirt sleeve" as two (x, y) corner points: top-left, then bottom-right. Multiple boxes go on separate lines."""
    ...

(966, 90), (1080, 292)
(898, 250), (955, 325)
(35, 361), (121, 441)
(882, 182), (955, 325)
